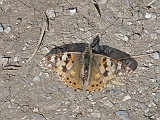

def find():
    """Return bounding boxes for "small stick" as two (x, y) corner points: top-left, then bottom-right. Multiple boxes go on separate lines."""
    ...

(116, 53), (153, 60)
(20, 13), (48, 68)
(131, 53), (153, 58)
(1, 13), (49, 73)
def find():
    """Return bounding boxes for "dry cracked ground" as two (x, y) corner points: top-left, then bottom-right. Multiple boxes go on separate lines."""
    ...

(0, 0), (160, 120)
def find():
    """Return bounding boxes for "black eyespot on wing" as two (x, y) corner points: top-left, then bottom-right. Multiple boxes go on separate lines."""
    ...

(46, 56), (51, 61)
(102, 57), (107, 62)
(67, 54), (71, 58)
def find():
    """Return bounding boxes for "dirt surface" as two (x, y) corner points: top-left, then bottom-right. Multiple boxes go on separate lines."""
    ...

(0, 0), (159, 120)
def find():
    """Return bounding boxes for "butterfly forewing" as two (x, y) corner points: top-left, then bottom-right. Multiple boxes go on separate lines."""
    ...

(40, 52), (84, 91)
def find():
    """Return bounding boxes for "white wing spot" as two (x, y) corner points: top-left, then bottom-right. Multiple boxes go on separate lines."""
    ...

(117, 63), (122, 70)
(48, 64), (52, 68)
(42, 57), (46, 61)
(50, 56), (55, 63)
(106, 66), (115, 73)
(107, 59), (111, 66)
(56, 61), (66, 67)
(118, 72), (122, 76)
(62, 54), (68, 61)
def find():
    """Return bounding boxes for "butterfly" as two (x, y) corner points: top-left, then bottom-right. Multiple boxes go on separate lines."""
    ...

(39, 35), (138, 92)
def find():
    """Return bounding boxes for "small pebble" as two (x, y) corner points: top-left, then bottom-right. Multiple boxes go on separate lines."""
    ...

(154, 66), (159, 74)
(115, 33), (123, 39)
(69, 8), (77, 16)
(21, 78), (28, 84)
(123, 94), (131, 101)
(14, 57), (18, 62)
(22, 46), (27, 51)
(144, 29), (149, 34)
(41, 47), (50, 54)
(50, 84), (60, 91)
(127, 21), (133, 25)
(33, 107), (39, 112)
(32, 113), (44, 120)
(50, 28), (55, 33)
(33, 76), (40, 81)
(105, 100), (114, 107)
(151, 32), (157, 40)
(91, 112), (101, 119)
(156, 30), (160, 33)
(133, 33), (141, 40)
(115, 34), (128, 42)
(131, 90), (137, 95)
(99, 0), (108, 4)
(0, 23), (4, 32)
(73, 22), (78, 28)
(134, 6), (139, 11)
(151, 12), (157, 19)
(150, 78), (157, 82)
(152, 52), (159, 59)
(138, 86), (145, 93)
(86, 94), (93, 101)
(46, 9), (56, 18)
(62, 108), (67, 111)
(133, 11), (139, 20)
(0, 57), (8, 66)
(25, 38), (32, 44)
(145, 13), (152, 19)
(15, 17), (22, 25)
(116, 110), (130, 120)
(123, 35), (129, 42)
(110, 88), (119, 94)
(9, 34), (16, 39)
(4, 26), (11, 33)
(122, 0), (131, 8)
(138, 12), (144, 20)
(79, 28), (85, 31)
(0, 0), (4, 4)
(156, 90), (160, 97)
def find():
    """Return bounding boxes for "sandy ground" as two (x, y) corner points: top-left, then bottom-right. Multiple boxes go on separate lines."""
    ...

(0, 0), (159, 120)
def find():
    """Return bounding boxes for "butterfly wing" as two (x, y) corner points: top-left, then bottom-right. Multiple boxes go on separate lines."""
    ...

(86, 53), (132, 92)
(40, 52), (83, 91)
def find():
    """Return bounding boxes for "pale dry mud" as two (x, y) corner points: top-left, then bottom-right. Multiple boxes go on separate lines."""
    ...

(0, 0), (159, 120)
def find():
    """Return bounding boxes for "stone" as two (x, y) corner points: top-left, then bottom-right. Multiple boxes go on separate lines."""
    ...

(123, 94), (131, 101)
(4, 26), (11, 33)
(33, 76), (40, 81)
(152, 52), (159, 59)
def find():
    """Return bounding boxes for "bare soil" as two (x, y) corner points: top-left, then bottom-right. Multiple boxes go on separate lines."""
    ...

(0, 0), (159, 120)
